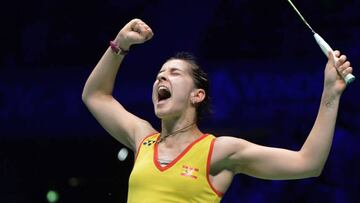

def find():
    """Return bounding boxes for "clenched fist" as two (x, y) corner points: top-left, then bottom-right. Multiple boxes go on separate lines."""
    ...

(113, 19), (154, 51)
(324, 50), (353, 96)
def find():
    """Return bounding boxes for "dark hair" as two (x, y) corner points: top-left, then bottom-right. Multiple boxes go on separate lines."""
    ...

(168, 52), (211, 122)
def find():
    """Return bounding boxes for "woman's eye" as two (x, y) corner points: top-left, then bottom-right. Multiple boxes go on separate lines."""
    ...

(172, 71), (181, 75)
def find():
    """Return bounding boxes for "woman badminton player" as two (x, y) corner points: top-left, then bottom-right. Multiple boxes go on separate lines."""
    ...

(82, 19), (354, 202)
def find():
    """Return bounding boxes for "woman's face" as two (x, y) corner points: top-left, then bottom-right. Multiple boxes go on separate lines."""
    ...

(152, 59), (196, 119)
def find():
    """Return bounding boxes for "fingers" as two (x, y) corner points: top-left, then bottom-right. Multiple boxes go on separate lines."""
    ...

(342, 67), (353, 76)
(115, 19), (153, 49)
(338, 61), (352, 76)
(336, 54), (347, 66)
(328, 50), (339, 61)
(131, 19), (154, 41)
(333, 50), (353, 78)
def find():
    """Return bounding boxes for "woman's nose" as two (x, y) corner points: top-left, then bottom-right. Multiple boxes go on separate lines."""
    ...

(157, 73), (167, 81)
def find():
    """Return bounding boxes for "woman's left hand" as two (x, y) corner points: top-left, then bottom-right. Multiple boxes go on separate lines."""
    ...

(324, 50), (353, 96)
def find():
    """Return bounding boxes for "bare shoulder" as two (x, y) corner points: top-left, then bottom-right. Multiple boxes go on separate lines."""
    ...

(212, 136), (247, 160)
(210, 136), (250, 171)
(133, 120), (158, 150)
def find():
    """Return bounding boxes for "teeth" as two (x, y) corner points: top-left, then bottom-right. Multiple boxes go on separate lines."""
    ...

(158, 86), (167, 91)
(158, 86), (169, 94)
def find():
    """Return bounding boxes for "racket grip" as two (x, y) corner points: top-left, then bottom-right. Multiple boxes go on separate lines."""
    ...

(314, 33), (355, 85)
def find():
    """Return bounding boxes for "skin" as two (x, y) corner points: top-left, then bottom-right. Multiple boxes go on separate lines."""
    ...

(82, 19), (354, 194)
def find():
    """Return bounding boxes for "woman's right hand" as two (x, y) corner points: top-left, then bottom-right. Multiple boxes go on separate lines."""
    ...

(114, 19), (154, 51)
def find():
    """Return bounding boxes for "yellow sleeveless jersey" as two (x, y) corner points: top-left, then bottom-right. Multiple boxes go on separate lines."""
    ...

(127, 133), (223, 203)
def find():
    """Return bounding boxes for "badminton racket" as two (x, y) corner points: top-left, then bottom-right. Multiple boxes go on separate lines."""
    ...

(287, 0), (355, 85)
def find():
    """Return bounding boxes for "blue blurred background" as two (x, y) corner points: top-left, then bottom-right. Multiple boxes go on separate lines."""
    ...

(1, 0), (359, 202)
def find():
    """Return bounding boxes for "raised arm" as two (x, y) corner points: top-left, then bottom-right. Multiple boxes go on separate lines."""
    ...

(82, 19), (156, 151)
(213, 50), (353, 180)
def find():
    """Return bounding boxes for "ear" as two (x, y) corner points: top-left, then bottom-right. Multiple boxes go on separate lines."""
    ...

(190, 89), (206, 105)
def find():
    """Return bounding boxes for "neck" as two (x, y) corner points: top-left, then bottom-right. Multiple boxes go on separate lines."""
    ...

(159, 116), (201, 143)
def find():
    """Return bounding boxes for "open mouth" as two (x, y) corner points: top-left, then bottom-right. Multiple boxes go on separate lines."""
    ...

(157, 86), (171, 102)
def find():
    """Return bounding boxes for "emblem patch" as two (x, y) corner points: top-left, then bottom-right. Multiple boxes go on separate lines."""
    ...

(181, 165), (199, 179)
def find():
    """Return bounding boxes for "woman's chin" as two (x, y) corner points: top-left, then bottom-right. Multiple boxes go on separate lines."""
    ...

(154, 109), (180, 120)
(155, 111), (169, 119)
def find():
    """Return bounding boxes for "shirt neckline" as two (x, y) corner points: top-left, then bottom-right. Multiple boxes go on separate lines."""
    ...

(153, 134), (208, 172)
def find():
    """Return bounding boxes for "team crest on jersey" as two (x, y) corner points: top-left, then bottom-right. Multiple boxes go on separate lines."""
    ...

(180, 165), (199, 179)
(143, 139), (156, 146)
